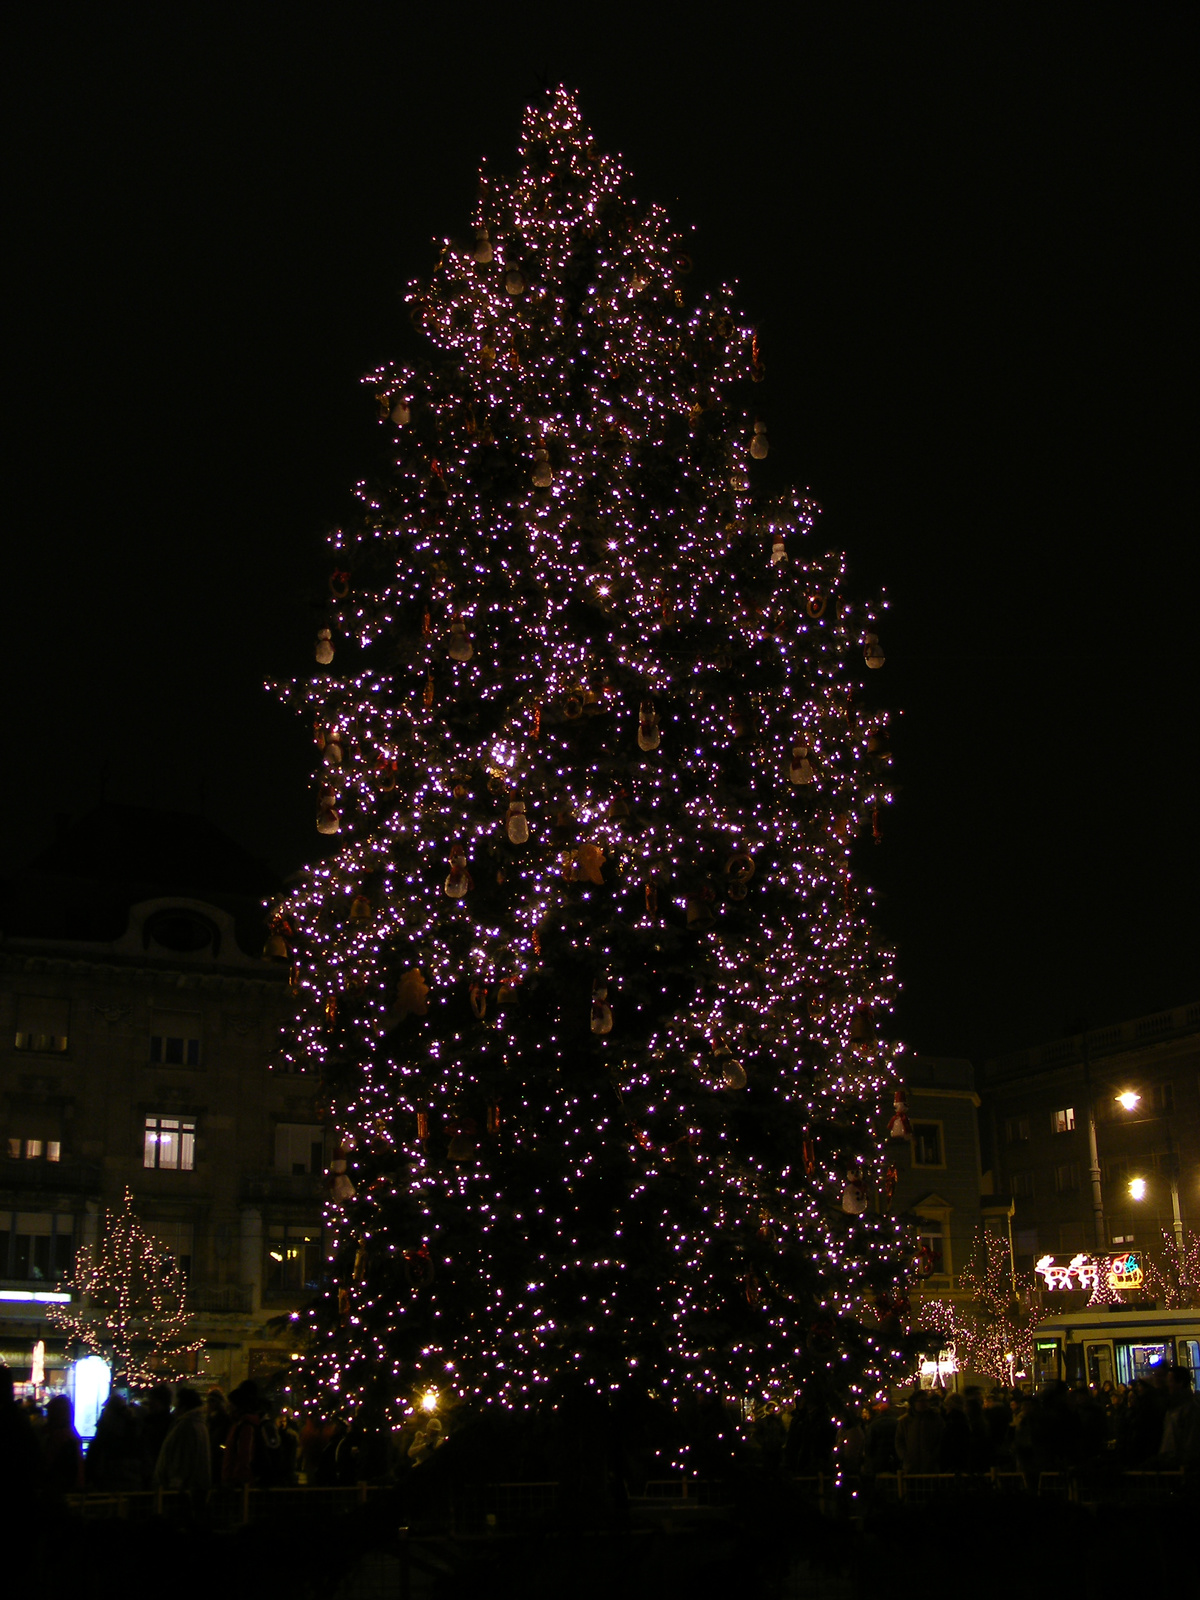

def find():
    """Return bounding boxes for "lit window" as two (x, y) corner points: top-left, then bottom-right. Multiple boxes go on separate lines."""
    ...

(46, 1142), (60, 1162)
(265, 1223), (323, 1297)
(143, 1115), (196, 1171)
(912, 1124), (942, 1166)
(24, 1140), (43, 1160)
(1051, 1108), (1076, 1134)
(5, 1139), (20, 1159)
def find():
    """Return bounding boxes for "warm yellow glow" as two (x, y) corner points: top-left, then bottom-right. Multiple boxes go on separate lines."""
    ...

(420, 1388), (439, 1413)
(1116, 1091), (1140, 1111)
(1129, 1177), (1147, 1201)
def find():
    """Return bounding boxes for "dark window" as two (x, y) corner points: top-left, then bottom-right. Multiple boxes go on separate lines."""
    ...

(919, 1225), (946, 1276)
(0, 1213), (75, 1281)
(1054, 1163), (1080, 1193)
(912, 1124), (942, 1166)
(1153, 1082), (1175, 1113)
(1011, 1171), (1036, 1198)
(14, 997), (69, 1053)
(1006, 1116), (1030, 1143)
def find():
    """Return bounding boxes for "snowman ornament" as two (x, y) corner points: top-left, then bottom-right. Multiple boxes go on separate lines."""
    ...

(789, 742), (815, 785)
(505, 801), (529, 844)
(637, 701), (661, 751)
(590, 980), (613, 1035)
(841, 1169), (869, 1215)
(444, 845), (473, 899)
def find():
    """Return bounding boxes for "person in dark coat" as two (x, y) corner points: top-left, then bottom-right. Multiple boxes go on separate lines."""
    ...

(41, 1395), (84, 1493)
(939, 1392), (971, 1472)
(86, 1393), (145, 1491)
(205, 1387), (230, 1480)
(895, 1390), (943, 1474)
(139, 1383), (173, 1481)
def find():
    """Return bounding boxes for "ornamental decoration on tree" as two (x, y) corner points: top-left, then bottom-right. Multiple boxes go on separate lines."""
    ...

(270, 89), (909, 1435)
(47, 1187), (203, 1387)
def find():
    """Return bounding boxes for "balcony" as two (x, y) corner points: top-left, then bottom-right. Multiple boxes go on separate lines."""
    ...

(0, 1158), (103, 1197)
(239, 1172), (324, 1205)
(186, 1281), (254, 1315)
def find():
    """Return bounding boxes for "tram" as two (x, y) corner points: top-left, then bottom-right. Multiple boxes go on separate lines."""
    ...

(1030, 1307), (1200, 1390)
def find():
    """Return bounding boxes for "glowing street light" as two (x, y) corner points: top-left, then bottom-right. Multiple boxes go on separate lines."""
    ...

(420, 1388), (439, 1414)
(1116, 1091), (1141, 1111)
(1128, 1177), (1148, 1202)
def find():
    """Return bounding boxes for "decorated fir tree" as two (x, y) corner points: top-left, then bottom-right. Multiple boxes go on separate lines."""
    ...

(48, 1187), (202, 1387)
(272, 89), (911, 1449)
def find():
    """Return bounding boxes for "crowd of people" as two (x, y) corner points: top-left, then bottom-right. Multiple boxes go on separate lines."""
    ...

(3, 1362), (1198, 1511)
(0, 1369), (373, 1506)
(821, 1366), (1200, 1482)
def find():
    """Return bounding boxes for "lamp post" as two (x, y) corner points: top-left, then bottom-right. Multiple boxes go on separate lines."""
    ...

(1119, 1092), (1186, 1261)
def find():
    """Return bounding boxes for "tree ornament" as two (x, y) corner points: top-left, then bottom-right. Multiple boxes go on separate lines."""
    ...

(472, 226), (493, 264)
(806, 593), (826, 619)
(686, 891), (715, 930)
(750, 420), (769, 460)
(563, 686), (584, 719)
(393, 968), (430, 1022)
(448, 618), (474, 661)
(323, 729), (345, 767)
(348, 894), (372, 924)
(447, 1118), (479, 1161)
(637, 700), (661, 751)
(353, 1239), (369, 1282)
(713, 1042), (746, 1089)
(486, 1103), (501, 1136)
(882, 1163), (899, 1200)
(496, 972), (521, 1006)
(315, 627), (335, 665)
(886, 1087), (912, 1141)
(724, 850), (756, 885)
(801, 1137), (817, 1177)
(590, 980), (613, 1035)
(423, 673), (435, 708)
(468, 980), (488, 1020)
(403, 1245), (435, 1287)
(263, 927), (289, 960)
(329, 1156), (356, 1204)
(531, 447), (553, 488)
(316, 794), (340, 835)
(841, 1169), (869, 1215)
(505, 801), (529, 844)
(863, 632), (885, 669)
(770, 533), (787, 565)
(744, 1272), (762, 1307)
(390, 397), (411, 426)
(415, 1112), (431, 1142)
(788, 742), (815, 785)
(328, 569), (350, 600)
(444, 844), (473, 898)
(562, 841), (605, 884)
(504, 266), (526, 296)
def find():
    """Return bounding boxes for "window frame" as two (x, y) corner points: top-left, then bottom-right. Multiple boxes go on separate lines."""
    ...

(910, 1120), (945, 1169)
(1051, 1107), (1076, 1134)
(263, 1221), (324, 1301)
(143, 1114), (197, 1172)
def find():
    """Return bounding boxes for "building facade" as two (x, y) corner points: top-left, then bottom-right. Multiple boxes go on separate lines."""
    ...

(979, 1001), (1200, 1276)
(889, 1054), (1013, 1309)
(0, 807), (321, 1395)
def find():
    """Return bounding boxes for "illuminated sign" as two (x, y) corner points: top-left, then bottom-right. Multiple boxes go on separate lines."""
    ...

(1034, 1252), (1143, 1293)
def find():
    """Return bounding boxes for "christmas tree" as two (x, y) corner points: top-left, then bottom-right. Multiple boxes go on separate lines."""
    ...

(48, 1187), (202, 1387)
(273, 89), (910, 1450)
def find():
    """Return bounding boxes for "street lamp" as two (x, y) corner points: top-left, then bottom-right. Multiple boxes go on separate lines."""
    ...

(1117, 1093), (1185, 1260)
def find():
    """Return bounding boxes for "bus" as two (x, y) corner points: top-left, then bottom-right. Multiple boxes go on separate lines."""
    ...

(1030, 1307), (1200, 1391)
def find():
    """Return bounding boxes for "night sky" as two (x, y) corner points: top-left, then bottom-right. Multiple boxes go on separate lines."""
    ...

(9, 10), (1195, 1061)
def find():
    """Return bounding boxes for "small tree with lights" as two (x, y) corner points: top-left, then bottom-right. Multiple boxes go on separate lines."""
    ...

(919, 1228), (1035, 1385)
(48, 1187), (202, 1387)
(1141, 1228), (1200, 1309)
(272, 88), (913, 1463)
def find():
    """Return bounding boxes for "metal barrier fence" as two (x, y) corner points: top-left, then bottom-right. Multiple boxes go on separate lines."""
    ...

(62, 1467), (1194, 1526)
